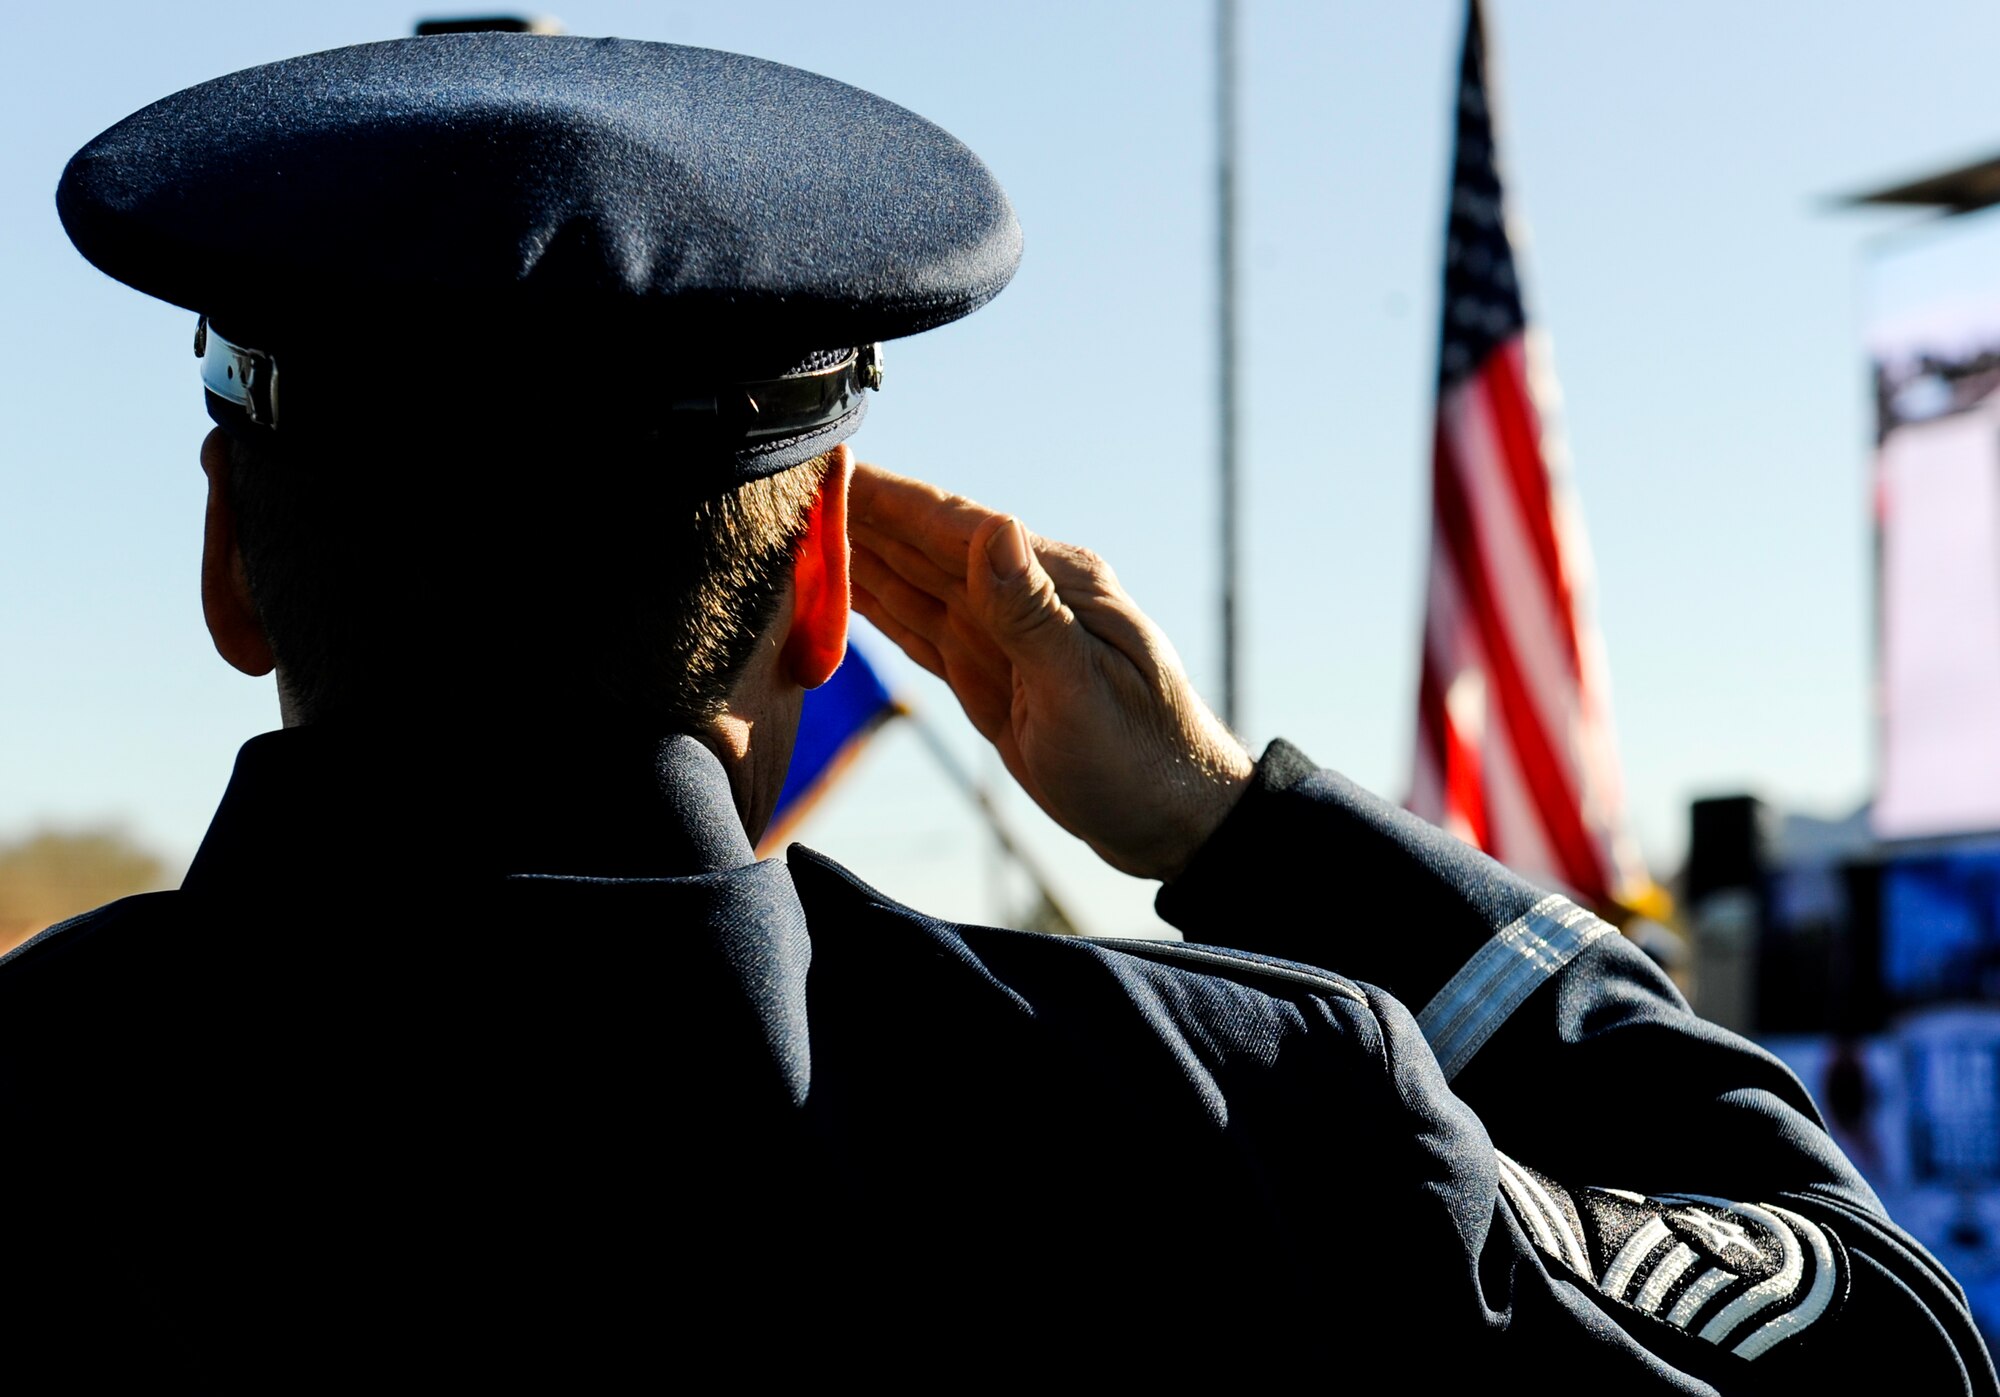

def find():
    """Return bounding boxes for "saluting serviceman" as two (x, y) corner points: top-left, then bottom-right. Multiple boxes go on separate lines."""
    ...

(4, 33), (1992, 1391)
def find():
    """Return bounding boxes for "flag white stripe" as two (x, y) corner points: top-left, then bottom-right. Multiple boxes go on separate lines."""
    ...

(1430, 374), (1620, 900)
(1502, 338), (1634, 861)
(1478, 681), (1559, 879)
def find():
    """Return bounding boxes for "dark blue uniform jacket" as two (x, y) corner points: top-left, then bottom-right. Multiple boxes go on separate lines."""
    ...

(2, 729), (1992, 1390)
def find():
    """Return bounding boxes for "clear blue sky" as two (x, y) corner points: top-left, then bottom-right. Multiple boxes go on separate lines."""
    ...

(4, 1), (1997, 935)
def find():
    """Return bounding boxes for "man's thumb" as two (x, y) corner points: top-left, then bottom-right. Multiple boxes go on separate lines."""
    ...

(977, 517), (1069, 661)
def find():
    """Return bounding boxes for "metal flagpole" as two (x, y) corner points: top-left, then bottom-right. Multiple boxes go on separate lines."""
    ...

(1216, 0), (1242, 731)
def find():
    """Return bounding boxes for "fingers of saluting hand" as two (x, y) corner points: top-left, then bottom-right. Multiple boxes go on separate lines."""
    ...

(849, 535), (947, 637)
(849, 462), (1001, 581)
(851, 462), (1253, 883)
(962, 517), (1169, 690)
(849, 535), (1010, 680)
(853, 467), (1129, 697)
(850, 459), (1129, 736)
(849, 579), (944, 679)
(848, 481), (1022, 699)
(852, 463), (1080, 646)
(849, 518), (967, 611)
(852, 576), (1011, 749)
(851, 544), (1014, 739)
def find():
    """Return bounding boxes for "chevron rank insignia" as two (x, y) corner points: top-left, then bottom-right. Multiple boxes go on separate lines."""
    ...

(1494, 1152), (1848, 1360)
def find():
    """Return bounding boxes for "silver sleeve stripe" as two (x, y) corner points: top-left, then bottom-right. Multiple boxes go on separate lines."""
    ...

(1732, 1205), (1839, 1360)
(1416, 894), (1614, 1079)
(1666, 1264), (1735, 1329)
(1633, 1243), (1701, 1315)
(1600, 1217), (1674, 1301)
(1494, 1156), (1576, 1274)
(1696, 1201), (1802, 1347)
(1502, 1178), (1845, 1359)
(1494, 1158), (1564, 1262)
(1495, 1153), (1589, 1276)
(1649, 1195), (1839, 1357)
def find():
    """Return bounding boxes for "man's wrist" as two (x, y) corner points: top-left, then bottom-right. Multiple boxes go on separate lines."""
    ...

(1151, 746), (1256, 884)
(1156, 738), (1318, 900)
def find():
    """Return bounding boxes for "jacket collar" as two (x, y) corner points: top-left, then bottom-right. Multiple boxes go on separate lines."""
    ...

(181, 725), (814, 1104)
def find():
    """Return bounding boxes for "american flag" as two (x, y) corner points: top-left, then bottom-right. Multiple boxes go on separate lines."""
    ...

(1410, 0), (1650, 913)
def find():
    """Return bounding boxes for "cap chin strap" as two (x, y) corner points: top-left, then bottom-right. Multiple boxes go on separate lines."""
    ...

(195, 316), (882, 439)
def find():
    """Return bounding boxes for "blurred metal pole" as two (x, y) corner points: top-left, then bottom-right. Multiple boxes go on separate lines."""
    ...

(907, 713), (1085, 937)
(1216, 0), (1242, 730)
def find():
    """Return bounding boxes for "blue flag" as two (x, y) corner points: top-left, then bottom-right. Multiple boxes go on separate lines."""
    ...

(759, 641), (904, 853)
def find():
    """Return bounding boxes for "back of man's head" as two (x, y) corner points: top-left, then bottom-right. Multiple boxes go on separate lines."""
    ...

(56, 33), (1020, 735)
(224, 429), (833, 730)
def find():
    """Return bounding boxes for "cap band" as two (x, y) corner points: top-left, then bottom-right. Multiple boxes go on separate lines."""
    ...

(668, 342), (884, 443)
(195, 316), (882, 440)
(195, 316), (278, 426)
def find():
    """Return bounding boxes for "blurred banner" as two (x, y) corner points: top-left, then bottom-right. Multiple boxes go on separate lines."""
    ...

(757, 640), (905, 856)
(1869, 205), (2000, 839)
(1409, 0), (1656, 918)
(1765, 1011), (2000, 1347)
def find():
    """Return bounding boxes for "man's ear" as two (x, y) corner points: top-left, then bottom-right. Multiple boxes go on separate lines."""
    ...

(198, 429), (277, 677)
(780, 443), (853, 690)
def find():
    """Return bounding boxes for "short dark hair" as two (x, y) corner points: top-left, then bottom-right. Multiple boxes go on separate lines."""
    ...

(226, 432), (831, 729)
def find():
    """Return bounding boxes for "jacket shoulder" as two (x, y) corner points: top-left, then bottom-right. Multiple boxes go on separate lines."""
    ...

(784, 842), (1371, 1014)
(0, 892), (181, 979)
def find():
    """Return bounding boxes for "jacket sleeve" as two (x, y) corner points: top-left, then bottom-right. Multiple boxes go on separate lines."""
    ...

(1157, 739), (1998, 1393)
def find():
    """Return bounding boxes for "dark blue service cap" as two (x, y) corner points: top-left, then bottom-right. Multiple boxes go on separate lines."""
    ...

(56, 34), (1023, 479)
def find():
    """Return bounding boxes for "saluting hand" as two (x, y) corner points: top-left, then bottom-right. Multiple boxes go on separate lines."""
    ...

(848, 464), (1253, 883)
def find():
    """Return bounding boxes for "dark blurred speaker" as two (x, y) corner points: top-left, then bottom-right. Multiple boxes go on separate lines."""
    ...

(1686, 795), (1773, 905)
(1837, 860), (1887, 1033)
(1685, 795), (1772, 1032)
(414, 16), (564, 37)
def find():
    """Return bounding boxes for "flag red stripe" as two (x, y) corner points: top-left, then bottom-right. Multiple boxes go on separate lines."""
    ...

(1432, 424), (1608, 899)
(1418, 645), (1490, 850)
(1479, 343), (1583, 678)
(1443, 705), (1490, 855)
